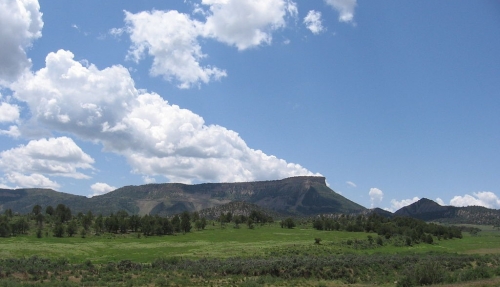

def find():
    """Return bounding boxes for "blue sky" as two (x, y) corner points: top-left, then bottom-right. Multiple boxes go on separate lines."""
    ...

(0, 0), (499, 211)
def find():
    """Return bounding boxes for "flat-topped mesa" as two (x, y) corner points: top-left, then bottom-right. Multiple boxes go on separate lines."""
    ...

(280, 176), (327, 186)
(1, 175), (359, 216)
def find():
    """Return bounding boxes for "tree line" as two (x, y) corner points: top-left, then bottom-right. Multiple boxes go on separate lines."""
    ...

(313, 213), (462, 245)
(0, 203), (210, 238)
(0, 204), (286, 238)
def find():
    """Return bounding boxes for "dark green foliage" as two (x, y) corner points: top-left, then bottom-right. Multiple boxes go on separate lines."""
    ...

(191, 211), (200, 222)
(81, 211), (93, 231)
(180, 211), (191, 233)
(397, 261), (445, 286)
(66, 220), (77, 237)
(367, 235), (374, 244)
(376, 236), (384, 246)
(10, 216), (29, 235)
(54, 204), (72, 223)
(140, 214), (154, 236)
(247, 218), (254, 229)
(312, 213), (462, 244)
(281, 218), (295, 229)
(53, 222), (65, 237)
(0, 254), (499, 286)
(194, 219), (202, 230)
(35, 213), (44, 227)
(0, 219), (11, 237)
(456, 265), (491, 282)
(171, 215), (181, 233)
(45, 205), (54, 216)
(94, 214), (104, 233)
(425, 234), (433, 244)
(128, 214), (141, 232)
(4, 208), (13, 218)
(248, 210), (270, 224)
(79, 228), (86, 238)
(104, 213), (119, 233)
(200, 217), (207, 229)
(32, 204), (42, 215)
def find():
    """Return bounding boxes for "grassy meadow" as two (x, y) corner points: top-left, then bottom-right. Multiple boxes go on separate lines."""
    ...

(2, 222), (499, 263)
(2, 221), (500, 286)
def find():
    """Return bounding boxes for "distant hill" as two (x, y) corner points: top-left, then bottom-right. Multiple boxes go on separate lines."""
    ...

(394, 198), (500, 225)
(3, 180), (500, 225)
(0, 188), (87, 214)
(0, 176), (366, 217)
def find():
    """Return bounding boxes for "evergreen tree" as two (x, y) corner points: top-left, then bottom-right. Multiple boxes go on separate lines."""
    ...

(180, 211), (191, 233)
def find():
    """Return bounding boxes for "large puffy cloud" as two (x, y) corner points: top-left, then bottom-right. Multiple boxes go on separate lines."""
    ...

(304, 10), (325, 35)
(202, 0), (298, 50)
(368, 187), (383, 208)
(124, 10), (226, 89)
(12, 50), (319, 183)
(3, 172), (59, 189)
(0, 136), (94, 179)
(324, 0), (356, 23)
(450, 192), (500, 209)
(12, 49), (136, 139)
(0, 0), (43, 85)
(122, 0), (297, 88)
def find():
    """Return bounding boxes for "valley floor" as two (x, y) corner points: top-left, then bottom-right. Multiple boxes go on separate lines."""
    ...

(1, 222), (500, 286)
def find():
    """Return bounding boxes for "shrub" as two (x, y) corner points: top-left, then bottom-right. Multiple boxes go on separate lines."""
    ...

(398, 261), (444, 286)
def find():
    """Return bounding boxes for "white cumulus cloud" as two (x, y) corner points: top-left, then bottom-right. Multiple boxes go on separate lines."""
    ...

(202, 0), (298, 50)
(304, 10), (325, 35)
(4, 172), (60, 189)
(12, 49), (136, 137)
(324, 0), (357, 23)
(388, 197), (420, 212)
(369, 187), (383, 208)
(0, 136), (94, 180)
(89, 182), (116, 197)
(0, 102), (20, 123)
(122, 0), (297, 88)
(124, 10), (226, 89)
(450, 191), (500, 209)
(11, 50), (320, 184)
(0, 0), (43, 85)
(0, 125), (21, 138)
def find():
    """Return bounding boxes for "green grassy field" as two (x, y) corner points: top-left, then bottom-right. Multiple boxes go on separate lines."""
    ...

(1, 222), (500, 263)
(2, 222), (500, 286)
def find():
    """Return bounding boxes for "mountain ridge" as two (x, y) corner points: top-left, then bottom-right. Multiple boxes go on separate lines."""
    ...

(0, 176), (366, 217)
(394, 198), (500, 225)
(2, 180), (500, 224)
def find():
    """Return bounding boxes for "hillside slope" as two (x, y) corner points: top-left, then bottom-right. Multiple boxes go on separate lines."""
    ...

(394, 198), (500, 225)
(0, 176), (366, 217)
